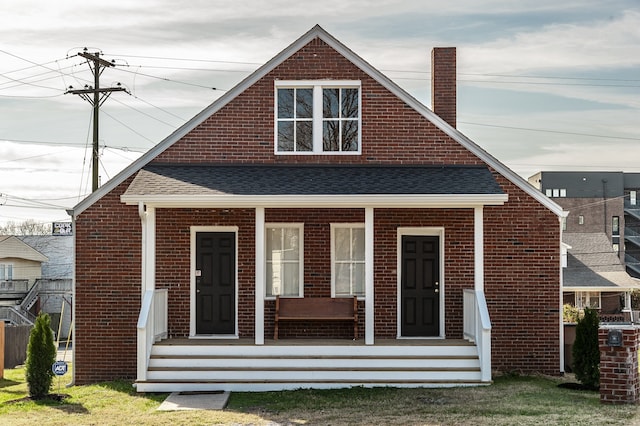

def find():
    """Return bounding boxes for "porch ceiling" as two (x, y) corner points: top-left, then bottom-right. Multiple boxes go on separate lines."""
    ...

(121, 164), (508, 208)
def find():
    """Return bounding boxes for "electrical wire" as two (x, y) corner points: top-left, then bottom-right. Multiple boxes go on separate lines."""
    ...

(112, 66), (226, 91)
(99, 109), (156, 144)
(460, 122), (640, 142)
(109, 95), (180, 128)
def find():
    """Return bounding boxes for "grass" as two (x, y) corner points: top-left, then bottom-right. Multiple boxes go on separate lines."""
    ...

(1, 367), (639, 425)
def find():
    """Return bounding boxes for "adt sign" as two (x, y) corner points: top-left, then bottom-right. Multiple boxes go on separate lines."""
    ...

(52, 361), (68, 376)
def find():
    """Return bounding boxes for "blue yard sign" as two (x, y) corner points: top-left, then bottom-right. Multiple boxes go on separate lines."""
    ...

(52, 361), (68, 376)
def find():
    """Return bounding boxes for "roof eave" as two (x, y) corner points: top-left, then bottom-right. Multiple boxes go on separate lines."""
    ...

(121, 193), (508, 209)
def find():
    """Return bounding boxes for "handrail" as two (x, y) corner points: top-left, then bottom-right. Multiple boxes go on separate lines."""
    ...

(463, 288), (492, 382)
(0, 306), (35, 326)
(21, 280), (41, 311)
(136, 289), (168, 382)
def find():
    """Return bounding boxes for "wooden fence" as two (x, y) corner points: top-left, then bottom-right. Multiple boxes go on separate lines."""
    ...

(3, 324), (32, 369)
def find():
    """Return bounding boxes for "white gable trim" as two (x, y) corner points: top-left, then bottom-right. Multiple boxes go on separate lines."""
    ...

(69, 25), (565, 219)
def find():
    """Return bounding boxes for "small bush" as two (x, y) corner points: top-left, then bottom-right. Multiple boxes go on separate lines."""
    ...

(25, 312), (56, 398)
(572, 307), (600, 389)
(562, 304), (582, 323)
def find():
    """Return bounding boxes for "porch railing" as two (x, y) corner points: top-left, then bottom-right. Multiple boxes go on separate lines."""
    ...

(0, 279), (29, 294)
(136, 289), (168, 382)
(463, 288), (492, 382)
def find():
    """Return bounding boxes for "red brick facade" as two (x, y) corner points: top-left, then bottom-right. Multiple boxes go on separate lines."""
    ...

(73, 34), (561, 384)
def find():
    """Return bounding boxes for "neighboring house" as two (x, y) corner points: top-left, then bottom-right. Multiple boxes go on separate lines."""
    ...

(0, 235), (48, 310)
(69, 26), (565, 392)
(0, 235), (48, 288)
(20, 235), (73, 339)
(562, 232), (640, 320)
(528, 171), (640, 278)
(0, 235), (73, 338)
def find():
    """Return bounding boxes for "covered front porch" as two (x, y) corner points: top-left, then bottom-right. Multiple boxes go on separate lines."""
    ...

(125, 164), (504, 392)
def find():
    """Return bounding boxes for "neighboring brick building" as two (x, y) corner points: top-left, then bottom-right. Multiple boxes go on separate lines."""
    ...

(529, 171), (640, 320)
(529, 171), (640, 278)
(69, 26), (565, 392)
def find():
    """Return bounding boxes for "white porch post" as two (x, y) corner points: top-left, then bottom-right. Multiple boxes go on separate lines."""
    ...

(365, 207), (374, 345)
(624, 291), (633, 322)
(474, 206), (484, 292)
(255, 207), (265, 345)
(137, 203), (155, 383)
(139, 203), (156, 294)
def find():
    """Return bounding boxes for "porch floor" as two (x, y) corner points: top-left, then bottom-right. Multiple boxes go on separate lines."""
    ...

(155, 337), (473, 347)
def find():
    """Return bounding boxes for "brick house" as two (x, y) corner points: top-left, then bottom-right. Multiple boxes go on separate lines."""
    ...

(69, 26), (565, 392)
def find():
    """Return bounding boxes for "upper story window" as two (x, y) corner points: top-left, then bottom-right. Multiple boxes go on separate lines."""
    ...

(545, 188), (566, 198)
(613, 216), (620, 236)
(0, 263), (13, 281)
(275, 81), (361, 154)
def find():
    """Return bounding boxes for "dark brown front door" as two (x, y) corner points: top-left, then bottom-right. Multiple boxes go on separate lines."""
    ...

(196, 232), (235, 335)
(401, 235), (440, 337)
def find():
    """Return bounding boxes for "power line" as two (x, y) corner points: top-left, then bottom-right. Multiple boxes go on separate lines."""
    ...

(460, 121), (640, 142)
(113, 66), (226, 91)
(100, 109), (156, 143)
(110, 95), (180, 128)
(0, 137), (146, 152)
(103, 53), (261, 66)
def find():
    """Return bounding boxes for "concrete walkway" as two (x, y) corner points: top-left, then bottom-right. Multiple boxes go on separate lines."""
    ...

(158, 391), (230, 411)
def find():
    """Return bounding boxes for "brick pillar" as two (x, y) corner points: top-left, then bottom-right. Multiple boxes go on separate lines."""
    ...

(599, 325), (640, 404)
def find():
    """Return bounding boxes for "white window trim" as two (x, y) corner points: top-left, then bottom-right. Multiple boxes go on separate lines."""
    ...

(0, 263), (13, 280)
(265, 223), (304, 299)
(576, 291), (601, 310)
(330, 223), (365, 299)
(274, 80), (362, 155)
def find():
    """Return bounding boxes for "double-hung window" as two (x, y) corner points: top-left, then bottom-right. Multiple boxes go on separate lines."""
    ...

(0, 263), (12, 281)
(331, 224), (365, 297)
(276, 81), (361, 154)
(266, 224), (303, 297)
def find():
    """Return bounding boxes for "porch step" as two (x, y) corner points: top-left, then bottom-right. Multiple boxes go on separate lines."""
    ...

(136, 342), (487, 392)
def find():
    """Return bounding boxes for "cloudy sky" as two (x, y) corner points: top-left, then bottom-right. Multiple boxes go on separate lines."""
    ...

(1, 0), (639, 226)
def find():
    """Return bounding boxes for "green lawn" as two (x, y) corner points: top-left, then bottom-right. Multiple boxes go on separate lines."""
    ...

(1, 366), (638, 425)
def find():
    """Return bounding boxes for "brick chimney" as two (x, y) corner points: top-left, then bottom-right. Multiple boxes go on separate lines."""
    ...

(431, 47), (456, 128)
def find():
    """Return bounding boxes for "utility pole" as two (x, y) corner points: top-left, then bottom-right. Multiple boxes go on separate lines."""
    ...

(66, 49), (127, 192)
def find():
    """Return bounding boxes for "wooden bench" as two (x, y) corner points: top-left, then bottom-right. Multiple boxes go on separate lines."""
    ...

(274, 296), (358, 340)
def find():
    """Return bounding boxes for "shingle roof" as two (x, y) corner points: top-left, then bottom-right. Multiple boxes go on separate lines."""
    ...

(123, 164), (504, 197)
(563, 232), (640, 289)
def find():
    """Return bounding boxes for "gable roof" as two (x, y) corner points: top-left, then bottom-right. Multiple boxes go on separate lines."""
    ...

(0, 235), (49, 263)
(563, 232), (640, 291)
(69, 25), (565, 218)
